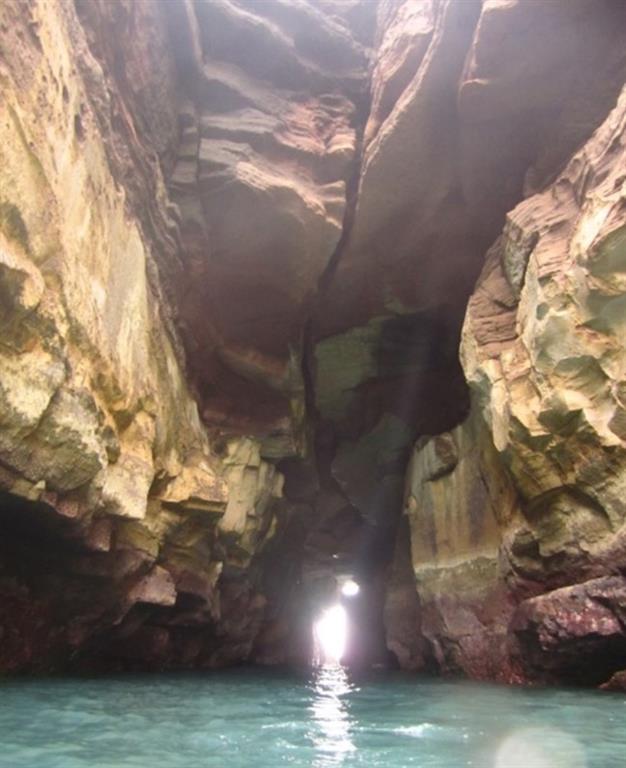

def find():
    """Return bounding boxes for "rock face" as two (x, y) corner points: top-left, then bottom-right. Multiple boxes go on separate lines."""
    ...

(310, 0), (626, 591)
(0, 0), (283, 672)
(399, 414), (521, 681)
(460, 82), (626, 684)
(1, 0), (625, 684)
(398, 78), (626, 685)
(166, 0), (369, 452)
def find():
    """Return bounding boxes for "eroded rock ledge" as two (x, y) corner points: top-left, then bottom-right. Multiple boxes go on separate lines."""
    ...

(0, 0), (625, 685)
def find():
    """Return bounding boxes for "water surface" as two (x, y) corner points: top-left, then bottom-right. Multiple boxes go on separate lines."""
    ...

(1, 666), (624, 767)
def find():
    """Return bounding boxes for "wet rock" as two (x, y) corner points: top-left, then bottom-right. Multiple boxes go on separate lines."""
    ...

(395, 80), (626, 682)
(399, 410), (522, 681)
(600, 670), (626, 692)
(512, 577), (626, 685)
(383, 517), (431, 671)
(1, 0), (626, 682)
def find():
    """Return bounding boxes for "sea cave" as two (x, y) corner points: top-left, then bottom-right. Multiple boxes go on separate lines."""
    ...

(1, 0), (626, 765)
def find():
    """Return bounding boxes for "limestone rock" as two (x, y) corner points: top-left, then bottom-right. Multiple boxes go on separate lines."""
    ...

(25, 388), (108, 493)
(220, 438), (283, 563)
(442, 83), (626, 683)
(128, 566), (177, 608)
(383, 516), (431, 671)
(396, 82), (626, 684)
(159, 453), (228, 517)
(311, 0), (626, 592)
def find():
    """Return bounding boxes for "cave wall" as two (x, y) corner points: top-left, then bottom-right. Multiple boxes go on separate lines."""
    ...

(463, 84), (626, 685)
(0, 0), (625, 682)
(0, 0), (285, 672)
(394, 20), (626, 685)
(164, 0), (371, 451)
(310, 0), (626, 577)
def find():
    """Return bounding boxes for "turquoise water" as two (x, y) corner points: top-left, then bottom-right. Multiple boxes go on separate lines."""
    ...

(0, 666), (625, 767)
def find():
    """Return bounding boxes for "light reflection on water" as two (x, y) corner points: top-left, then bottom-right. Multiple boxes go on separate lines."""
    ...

(0, 668), (624, 767)
(309, 665), (356, 766)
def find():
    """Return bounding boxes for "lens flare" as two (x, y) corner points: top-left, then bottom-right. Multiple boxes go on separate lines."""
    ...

(314, 604), (347, 663)
(495, 727), (586, 768)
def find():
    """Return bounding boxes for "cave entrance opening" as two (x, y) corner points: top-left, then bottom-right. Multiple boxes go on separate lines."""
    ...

(312, 577), (361, 665)
(313, 603), (347, 665)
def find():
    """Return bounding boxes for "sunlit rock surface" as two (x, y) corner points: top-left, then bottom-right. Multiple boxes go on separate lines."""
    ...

(460, 83), (626, 684)
(0, 0), (283, 672)
(399, 80), (626, 685)
(0, 0), (625, 682)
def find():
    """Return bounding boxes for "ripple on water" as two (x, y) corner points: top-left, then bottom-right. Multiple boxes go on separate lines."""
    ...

(0, 669), (625, 768)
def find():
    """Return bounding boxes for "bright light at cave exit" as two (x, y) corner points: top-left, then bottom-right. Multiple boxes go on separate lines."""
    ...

(314, 604), (348, 663)
(341, 579), (360, 597)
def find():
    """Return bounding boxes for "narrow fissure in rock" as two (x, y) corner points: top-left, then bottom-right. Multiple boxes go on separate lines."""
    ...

(0, 0), (625, 691)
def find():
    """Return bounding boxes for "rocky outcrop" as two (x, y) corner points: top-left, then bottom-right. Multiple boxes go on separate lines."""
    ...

(462, 89), (626, 555)
(1, 0), (625, 683)
(310, 0), (626, 581)
(398, 413), (522, 681)
(512, 577), (626, 685)
(0, 0), (284, 672)
(463, 81), (626, 685)
(383, 515), (431, 671)
(397, 79), (626, 686)
(165, 0), (369, 453)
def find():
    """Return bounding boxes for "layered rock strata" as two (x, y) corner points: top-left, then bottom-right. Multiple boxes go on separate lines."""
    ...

(165, 0), (369, 454)
(310, 0), (626, 578)
(0, 0), (284, 671)
(0, 0), (625, 683)
(397, 79), (626, 685)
